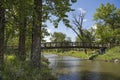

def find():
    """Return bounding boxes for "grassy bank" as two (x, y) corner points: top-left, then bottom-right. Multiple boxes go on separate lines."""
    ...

(2, 54), (57, 80)
(95, 46), (120, 61)
(43, 46), (120, 62)
(43, 49), (95, 59)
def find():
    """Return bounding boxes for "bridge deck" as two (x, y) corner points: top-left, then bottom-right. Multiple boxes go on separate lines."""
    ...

(41, 42), (110, 49)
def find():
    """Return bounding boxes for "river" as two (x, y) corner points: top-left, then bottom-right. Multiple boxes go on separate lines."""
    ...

(44, 54), (120, 80)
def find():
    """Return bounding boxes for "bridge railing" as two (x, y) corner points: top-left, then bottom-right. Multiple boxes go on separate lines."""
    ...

(4, 42), (120, 51)
(41, 42), (109, 49)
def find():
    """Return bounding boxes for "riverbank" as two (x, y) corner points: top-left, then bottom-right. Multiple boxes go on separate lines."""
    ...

(43, 49), (95, 59)
(2, 54), (57, 80)
(43, 46), (120, 62)
(94, 46), (120, 62)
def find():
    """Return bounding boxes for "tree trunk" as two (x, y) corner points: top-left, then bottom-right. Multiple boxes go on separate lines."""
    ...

(18, 18), (27, 61)
(0, 1), (5, 68)
(30, 0), (42, 67)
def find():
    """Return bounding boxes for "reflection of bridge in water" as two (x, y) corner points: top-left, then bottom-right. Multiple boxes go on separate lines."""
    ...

(41, 42), (113, 49)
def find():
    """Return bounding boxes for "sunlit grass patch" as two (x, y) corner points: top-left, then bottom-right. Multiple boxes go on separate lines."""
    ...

(95, 46), (120, 60)
(5, 54), (16, 60)
(66, 51), (89, 59)
(43, 49), (94, 59)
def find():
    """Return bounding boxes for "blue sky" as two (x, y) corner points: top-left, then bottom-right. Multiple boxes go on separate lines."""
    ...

(45, 0), (120, 42)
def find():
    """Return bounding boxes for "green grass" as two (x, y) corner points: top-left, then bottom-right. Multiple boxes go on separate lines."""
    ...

(95, 46), (120, 61)
(2, 54), (57, 80)
(43, 47), (120, 61)
(43, 50), (94, 59)
(57, 51), (90, 59)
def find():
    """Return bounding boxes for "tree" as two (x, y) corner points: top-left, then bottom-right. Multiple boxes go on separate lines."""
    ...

(50, 32), (71, 52)
(5, 0), (32, 60)
(50, 32), (72, 42)
(94, 3), (120, 43)
(68, 12), (85, 41)
(75, 28), (95, 42)
(67, 10), (93, 54)
(0, 0), (5, 67)
(43, 0), (77, 28)
(30, 0), (42, 67)
(17, 0), (34, 61)
(0, 0), (76, 68)
(67, 10), (95, 42)
(30, 0), (77, 67)
(17, 0), (28, 61)
(4, 0), (50, 63)
(50, 32), (66, 42)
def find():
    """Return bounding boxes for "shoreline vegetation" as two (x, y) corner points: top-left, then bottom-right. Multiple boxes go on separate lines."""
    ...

(94, 46), (120, 62)
(2, 54), (57, 80)
(43, 46), (120, 63)
(43, 49), (93, 59)
(2, 46), (119, 79)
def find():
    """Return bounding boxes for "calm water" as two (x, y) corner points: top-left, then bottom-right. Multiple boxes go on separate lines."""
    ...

(44, 54), (120, 80)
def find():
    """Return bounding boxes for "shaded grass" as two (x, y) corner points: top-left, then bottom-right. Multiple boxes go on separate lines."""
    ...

(2, 54), (57, 80)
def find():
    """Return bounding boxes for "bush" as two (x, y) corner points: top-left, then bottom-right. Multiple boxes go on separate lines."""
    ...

(2, 54), (57, 80)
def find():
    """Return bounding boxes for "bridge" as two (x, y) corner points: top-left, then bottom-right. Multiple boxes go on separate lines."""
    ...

(41, 42), (111, 49)
(6, 42), (119, 50)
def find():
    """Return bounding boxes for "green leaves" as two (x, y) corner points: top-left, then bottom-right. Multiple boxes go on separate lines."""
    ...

(94, 3), (116, 21)
(50, 32), (71, 42)
(94, 3), (120, 43)
(50, 32), (66, 42)
(43, 0), (76, 27)
(63, 18), (71, 27)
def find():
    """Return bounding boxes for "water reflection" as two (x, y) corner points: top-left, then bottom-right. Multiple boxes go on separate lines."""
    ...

(44, 54), (120, 80)
(58, 71), (120, 80)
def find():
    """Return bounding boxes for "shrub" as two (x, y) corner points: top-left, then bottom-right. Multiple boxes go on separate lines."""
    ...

(2, 54), (57, 80)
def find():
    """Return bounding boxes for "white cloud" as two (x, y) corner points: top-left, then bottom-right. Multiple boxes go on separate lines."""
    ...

(78, 8), (86, 14)
(83, 19), (87, 22)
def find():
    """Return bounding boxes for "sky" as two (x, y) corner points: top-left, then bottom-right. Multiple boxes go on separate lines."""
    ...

(44, 0), (120, 42)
